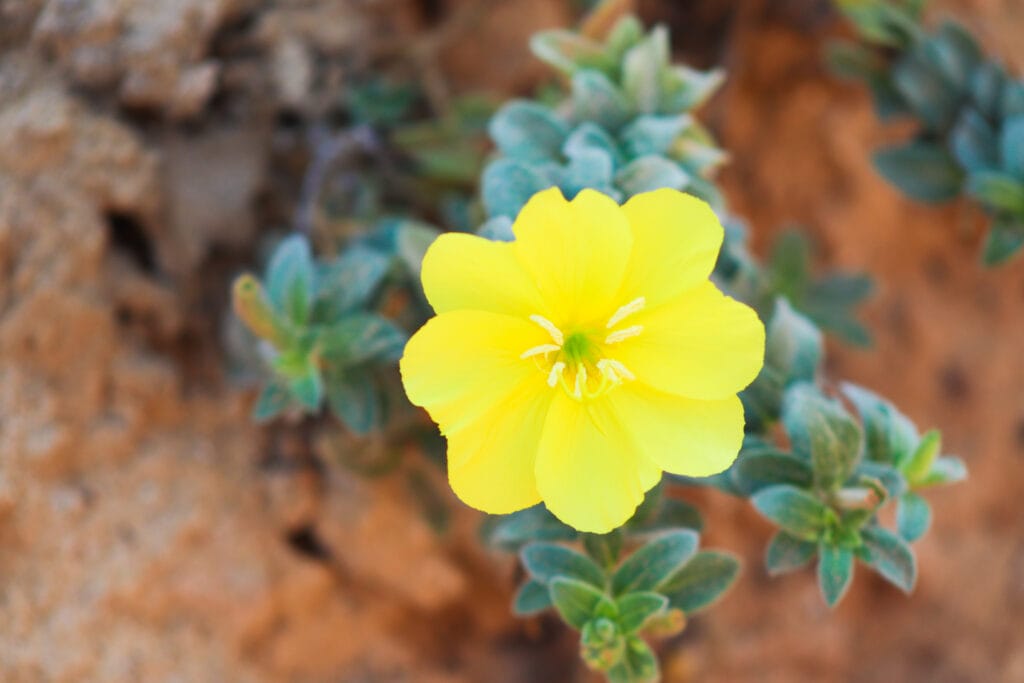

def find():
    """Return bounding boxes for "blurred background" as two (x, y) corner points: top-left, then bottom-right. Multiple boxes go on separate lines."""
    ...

(1, 0), (1023, 680)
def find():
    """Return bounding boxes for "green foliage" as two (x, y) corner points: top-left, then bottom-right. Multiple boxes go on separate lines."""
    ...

(482, 15), (728, 223)
(232, 234), (414, 433)
(517, 530), (736, 682)
(832, 3), (1024, 263)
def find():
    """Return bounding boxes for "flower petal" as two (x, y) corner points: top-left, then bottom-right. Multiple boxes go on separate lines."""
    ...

(619, 189), (724, 307)
(421, 232), (547, 318)
(608, 385), (744, 477)
(614, 281), (764, 400)
(534, 393), (649, 533)
(446, 388), (552, 514)
(513, 188), (633, 328)
(400, 310), (548, 434)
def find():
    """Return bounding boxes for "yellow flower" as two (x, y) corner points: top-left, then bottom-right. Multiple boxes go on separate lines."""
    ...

(400, 188), (765, 533)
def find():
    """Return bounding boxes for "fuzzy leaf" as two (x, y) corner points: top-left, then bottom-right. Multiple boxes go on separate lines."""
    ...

(559, 147), (617, 199)
(315, 244), (390, 317)
(765, 531), (818, 576)
(627, 497), (703, 534)
(571, 71), (633, 131)
(873, 142), (964, 202)
(982, 218), (1024, 266)
(861, 525), (917, 592)
(951, 109), (999, 173)
(611, 530), (699, 596)
(817, 543), (854, 607)
(928, 22), (982, 89)
(918, 455), (968, 487)
(966, 172), (1024, 214)
(842, 383), (920, 467)
(482, 159), (553, 219)
(550, 577), (614, 629)
(897, 491), (932, 543)
(522, 543), (606, 588)
(513, 579), (553, 615)
(891, 51), (959, 130)
(252, 381), (293, 422)
(903, 429), (941, 483)
(619, 115), (690, 158)
(782, 384), (862, 491)
(607, 636), (659, 683)
(266, 235), (315, 326)
(1000, 115), (1024, 179)
(751, 485), (831, 540)
(289, 366), (323, 411)
(661, 551), (741, 614)
(489, 101), (568, 162)
(614, 155), (689, 195)
(486, 506), (577, 549)
(970, 62), (1007, 120)
(563, 122), (623, 165)
(764, 298), (823, 384)
(477, 215), (514, 242)
(395, 221), (440, 280)
(615, 592), (668, 634)
(622, 26), (669, 114)
(319, 314), (406, 364)
(584, 531), (624, 570)
(325, 367), (381, 435)
(530, 30), (612, 75)
(731, 451), (814, 495)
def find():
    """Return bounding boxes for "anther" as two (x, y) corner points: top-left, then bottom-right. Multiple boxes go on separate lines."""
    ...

(605, 325), (643, 344)
(607, 297), (646, 328)
(547, 361), (566, 388)
(520, 343), (561, 359)
(529, 314), (564, 346)
(573, 363), (587, 399)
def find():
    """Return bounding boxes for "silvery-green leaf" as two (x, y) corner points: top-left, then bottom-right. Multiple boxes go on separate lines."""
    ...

(999, 115), (1024, 178)
(549, 577), (614, 629)
(529, 30), (612, 75)
(965, 171), (1024, 214)
(482, 159), (553, 219)
(266, 235), (315, 326)
(395, 221), (440, 280)
(615, 592), (668, 634)
(477, 215), (514, 242)
(951, 109), (999, 173)
(325, 367), (381, 435)
(861, 525), (917, 593)
(314, 244), (390, 318)
(559, 147), (616, 199)
(622, 26), (669, 114)
(896, 492), (932, 543)
(513, 579), (553, 615)
(571, 71), (632, 131)
(970, 62), (1007, 120)
(751, 484), (831, 541)
(522, 543), (606, 588)
(614, 155), (689, 195)
(917, 455), (968, 487)
(817, 543), (854, 608)
(252, 380), (294, 422)
(842, 383), (920, 467)
(982, 218), (1024, 266)
(660, 551), (740, 614)
(619, 115), (691, 158)
(782, 384), (862, 491)
(661, 65), (725, 112)
(927, 21), (982, 89)
(892, 51), (959, 130)
(611, 530), (699, 596)
(873, 142), (964, 202)
(489, 101), (569, 162)
(765, 298), (823, 384)
(765, 531), (817, 576)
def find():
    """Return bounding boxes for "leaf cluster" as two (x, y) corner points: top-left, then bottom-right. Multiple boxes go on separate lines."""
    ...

(830, 0), (1024, 264)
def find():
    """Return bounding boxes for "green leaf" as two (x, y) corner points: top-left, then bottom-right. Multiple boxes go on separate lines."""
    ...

(289, 366), (323, 411)
(513, 579), (552, 615)
(395, 221), (440, 280)
(873, 142), (964, 202)
(266, 235), (315, 326)
(522, 543), (606, 588)
(563, 122), (623, 166)
(627, 497), (703, 534)
(325, 367), (381, 435)
(660, 64), (724, 112)
(970, 62), (1007, 120)
(765, 531), (818, 576)
(614, 155), (689, 195)
(489, 101), (569, 162)
(750, 484), (831, 540)
(861, 525), (917, 592)
(559, 147), (617, 199)
(619, 115), (690, 158)
(965, 172), (1024, 214)
(610, 530), (699, 595)
(607, 635), (659, 683)
(661, 551), (741, 614)
(731, 451), (814, 495)
(897, 491), (932, 543)
(782, 384), (862, 492)
(477, 215), (514, 242)
(928, 22), (982, 89)
(951, 109), (999, 173)
(252, 381), (293, 422)
(530, 30), (612, 76)
(314, 244), (390, 317)
(319, 314), (406, 365)
(825, 39), (885, 81)
(622, 26), (669, 114)
(1002, 82), (1024, 118)
(764, 298), (823, 384)
(615, 592), (668, 634)
(549, 577), (613, 629)
(482, 159), (553, 219)
(485, 506), (577, 549)
(982, 218), (1024, 266)
(1001, 116), (1024, 178)
(917, 455), (968, 487)
(891, 50), (959, 130)
(903, 429), (941, 483)
(583, 531), (623, 570)
(768, 230), (810, 299)
(580, 618), (625, 672)
(842, 383), (920, 467)
(570, 71), (632, 131)
(817, 543), (854, 607)
(856, 461), (907, 499)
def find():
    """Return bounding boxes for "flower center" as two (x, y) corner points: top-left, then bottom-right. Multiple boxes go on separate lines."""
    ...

(520, 297), (645, 401)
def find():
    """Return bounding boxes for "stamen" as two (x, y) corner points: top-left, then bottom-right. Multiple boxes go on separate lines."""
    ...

(529, 314), (564, 346)
(520, 344), (561, 359)
(547, 361), (566, 388)
(605, 325), (643, 344)
(605, 359), (635, 381)
(607, 296), (646, 328)
(573, 363), (587, 399)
